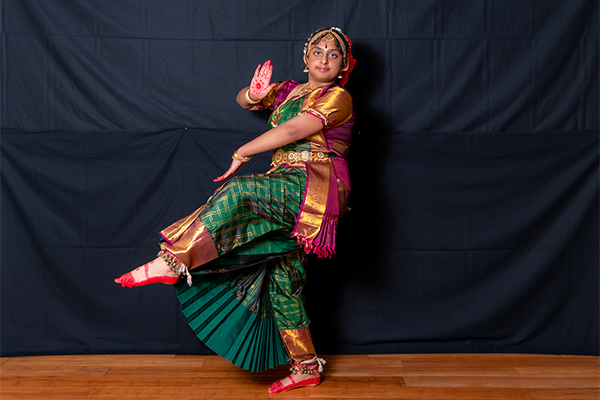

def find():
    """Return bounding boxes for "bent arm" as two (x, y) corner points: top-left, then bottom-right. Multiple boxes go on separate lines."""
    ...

(213, 113), (324, 182)
(236, 113), (323, 157)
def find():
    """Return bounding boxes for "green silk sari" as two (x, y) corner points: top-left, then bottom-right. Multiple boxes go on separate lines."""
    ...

(166, 94), (313, 371)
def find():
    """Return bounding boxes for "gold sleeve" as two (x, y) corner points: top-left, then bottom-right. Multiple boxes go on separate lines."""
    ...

(303, 86), (353, 127)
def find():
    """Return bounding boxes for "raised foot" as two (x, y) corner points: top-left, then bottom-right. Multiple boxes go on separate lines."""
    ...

(114, 258), (179, 288)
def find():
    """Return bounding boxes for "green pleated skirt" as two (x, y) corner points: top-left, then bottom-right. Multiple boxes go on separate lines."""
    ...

(167, 167), (310, 372)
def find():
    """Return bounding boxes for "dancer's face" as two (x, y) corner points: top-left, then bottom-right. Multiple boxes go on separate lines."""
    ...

(305, 38), (344, 87)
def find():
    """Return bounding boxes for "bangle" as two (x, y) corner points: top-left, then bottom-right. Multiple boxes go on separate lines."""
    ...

(232, 151), (251, 163)
(245, 89), (261, 105)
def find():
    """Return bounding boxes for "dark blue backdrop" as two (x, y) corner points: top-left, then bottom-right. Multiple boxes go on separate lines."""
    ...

(1, 0), (598, 357)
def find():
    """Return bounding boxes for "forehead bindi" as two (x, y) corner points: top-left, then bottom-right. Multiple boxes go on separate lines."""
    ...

(312, 45), (341, 55)
(314, 37), (340, 51)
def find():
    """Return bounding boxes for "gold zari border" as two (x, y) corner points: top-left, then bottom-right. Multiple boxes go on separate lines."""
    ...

(280, 328), (317, 362)
(160, 208), (219, 271)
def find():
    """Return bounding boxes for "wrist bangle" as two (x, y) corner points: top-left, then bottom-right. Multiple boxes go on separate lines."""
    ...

(232, 151), (251, 163)
(245, 89), (261, 105)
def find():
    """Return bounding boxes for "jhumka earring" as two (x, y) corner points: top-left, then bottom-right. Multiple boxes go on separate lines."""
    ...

(304, 65), (309, 73)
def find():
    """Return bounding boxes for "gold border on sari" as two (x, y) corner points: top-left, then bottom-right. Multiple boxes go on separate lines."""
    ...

(160, 206), (218, 271)
(279, 328), (317, 361)
(293, 161), (331, 242)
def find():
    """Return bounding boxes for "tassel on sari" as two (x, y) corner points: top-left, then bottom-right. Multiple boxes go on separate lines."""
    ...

(292, 161), (340, 258)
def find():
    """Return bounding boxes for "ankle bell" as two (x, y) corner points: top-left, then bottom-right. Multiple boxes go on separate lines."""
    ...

(290, 357), (326, 375)
(157, 250), (192, 287)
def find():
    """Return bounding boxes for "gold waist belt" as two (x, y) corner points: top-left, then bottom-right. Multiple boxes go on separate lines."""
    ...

(271, 149), (330, 168)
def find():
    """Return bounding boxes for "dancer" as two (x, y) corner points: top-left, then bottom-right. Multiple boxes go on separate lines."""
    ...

(115, 27), (356, 394)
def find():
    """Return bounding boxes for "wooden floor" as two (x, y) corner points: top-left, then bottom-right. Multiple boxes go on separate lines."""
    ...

(1, 354), (598, 399)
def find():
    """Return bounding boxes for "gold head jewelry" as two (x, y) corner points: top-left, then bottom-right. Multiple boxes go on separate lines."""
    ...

(323, 32), (336, 42)
(304, 28), (348, 69)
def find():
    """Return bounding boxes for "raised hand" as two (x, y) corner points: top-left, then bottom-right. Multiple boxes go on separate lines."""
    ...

(249, 60), (277, 101)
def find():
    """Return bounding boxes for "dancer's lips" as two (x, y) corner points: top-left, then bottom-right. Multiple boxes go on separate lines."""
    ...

(317, 67), (329, 72)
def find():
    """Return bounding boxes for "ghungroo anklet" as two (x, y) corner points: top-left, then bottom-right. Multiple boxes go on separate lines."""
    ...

(157, 250), (192, 287)
(290, 357), (326, 375)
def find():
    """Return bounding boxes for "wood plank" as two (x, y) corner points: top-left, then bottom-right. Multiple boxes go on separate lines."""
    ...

(528, 388), (600, 400)
(327, 366), (520, 378)
(329, 354), (522, 377)
(400, 353), (598, 368)
(326, 366), (406, 377)
(336, 356), (404, 368)
(104, 366), (207, 378)
(193, 356), (237, 368)
(1, 377), (195, 388)
(515, 365), (600, 377)
(403, 358), (597, 375)
(1, 354), (206, 367)
(86, 387), (283, 399)
(0, 387), (93, 399)
(307, 386), (532, 399)
(399, 366), (519, 377)
(404, 376), (599, 389)
(559, 355), (599, 360)
(1, 366), (110, 378)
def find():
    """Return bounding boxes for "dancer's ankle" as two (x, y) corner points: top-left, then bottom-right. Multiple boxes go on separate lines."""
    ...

(267, 357), (325, 394)
(157, 250), (192, 287)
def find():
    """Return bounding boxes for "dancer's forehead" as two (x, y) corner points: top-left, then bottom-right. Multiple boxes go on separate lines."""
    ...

(310, 38), (341, 53)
